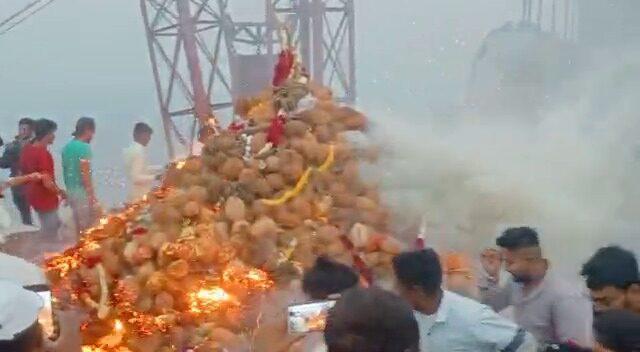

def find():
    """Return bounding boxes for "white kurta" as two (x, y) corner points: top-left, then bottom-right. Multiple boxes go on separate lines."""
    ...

(123, 142), (156, 202)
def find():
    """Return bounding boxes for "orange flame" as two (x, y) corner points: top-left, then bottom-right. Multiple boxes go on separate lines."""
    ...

(189, 286), (238, 315)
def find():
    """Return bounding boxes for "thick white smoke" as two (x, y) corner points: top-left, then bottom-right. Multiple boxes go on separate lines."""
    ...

(364, 48), (640, 278)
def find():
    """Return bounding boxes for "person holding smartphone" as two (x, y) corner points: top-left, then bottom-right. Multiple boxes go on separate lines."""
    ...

(286, 257), (360, 352)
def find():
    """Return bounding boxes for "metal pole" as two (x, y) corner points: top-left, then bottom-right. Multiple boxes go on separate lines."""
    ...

(551, 0), (556, 33)
(176, 0), (215, 126)
(265, 0), (274, 57)
(346, 0), (356, 103)
(564, 0), (569, 39)
(537, 0), (543, 28)
(311, 0), (324, 84)
(299, 0), (312, 70)
(140, 0), (176, 159)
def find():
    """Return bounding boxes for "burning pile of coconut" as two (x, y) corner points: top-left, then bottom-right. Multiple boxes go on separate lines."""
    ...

(45, 41), (406, 352)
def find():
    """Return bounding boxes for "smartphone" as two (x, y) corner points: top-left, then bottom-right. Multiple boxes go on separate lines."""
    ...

(287, 300), (336, 334)
(25, 285), (55, 338)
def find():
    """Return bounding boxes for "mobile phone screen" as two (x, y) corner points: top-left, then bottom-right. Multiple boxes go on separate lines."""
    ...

(287, 300), (336, 334)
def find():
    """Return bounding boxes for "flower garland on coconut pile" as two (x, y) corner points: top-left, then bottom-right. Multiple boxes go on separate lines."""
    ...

(45, 30), (405, 352)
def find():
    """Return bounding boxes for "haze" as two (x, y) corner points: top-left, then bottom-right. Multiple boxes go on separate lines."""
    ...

(2, 1), (638, 275)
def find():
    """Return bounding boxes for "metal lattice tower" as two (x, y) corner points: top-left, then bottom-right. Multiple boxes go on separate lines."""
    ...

(520, 0), (577, 40)
(140, 0), (356, 159)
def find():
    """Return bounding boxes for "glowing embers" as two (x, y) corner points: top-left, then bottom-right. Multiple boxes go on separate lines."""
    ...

(82, 320), (130, 352)
(188, 285), (239, 315)
(222, 264), (274, 292)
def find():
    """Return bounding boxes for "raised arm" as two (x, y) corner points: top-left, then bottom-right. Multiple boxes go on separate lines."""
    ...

(479, 248), (512, 312)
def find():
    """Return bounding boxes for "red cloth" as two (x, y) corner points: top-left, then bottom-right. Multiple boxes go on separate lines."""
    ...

(272, 49), (295, 87)
(20, 144), (59, 212)
(266, 114), (286, 146)
(228, 120), (246, 133)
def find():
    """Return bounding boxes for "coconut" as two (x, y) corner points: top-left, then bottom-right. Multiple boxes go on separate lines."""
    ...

(348, 223), (371, 249)
(224, 196), (246, 222)
(183, 158), (203, 173)
(210, 132), (238, 151)
(219, 158), (245, 181)
(238, 168), (260, 185)
(317, 225), (340, 244)
(284, 120), (309, 138)
(289, 198), (312, 220)
(337, 107), (367, 131)
(182, 201), (201, 218)
(264, 156), (280, 173)
(248, 178), (270, 198)
(250, 216), (280, 239)
(166, 259), (189, 279)
(265, 173), (285, 191)
(187, 185), (208, 203)
(273, 206), (303, 229)
(154, 291), (175, 312)
(379, 236), (403, 255)
(146, 271), (167, 293)
(250, 132), (268, 154)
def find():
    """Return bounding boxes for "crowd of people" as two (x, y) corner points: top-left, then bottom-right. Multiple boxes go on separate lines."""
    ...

(0, 217), (638, 350)
(1, 118), (639, 351)
(0, 117), (159, 241)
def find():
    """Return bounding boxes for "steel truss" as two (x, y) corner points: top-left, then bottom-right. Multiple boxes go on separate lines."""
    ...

(141, 0), (356, 159)
(521, 0), (577, 40)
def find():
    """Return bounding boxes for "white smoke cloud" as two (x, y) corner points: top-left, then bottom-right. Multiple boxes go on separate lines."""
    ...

(364, 48), (640, 277)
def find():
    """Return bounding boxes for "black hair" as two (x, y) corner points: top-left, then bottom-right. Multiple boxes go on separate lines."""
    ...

(324, 287), (420, 352)
(392, 249), (442, 295)
(72, 116), (95, 137)
(0, 321), (43, 352)
(594, 309), (640, 352)
(302, 256), (359, 300)
(496, 227), (540, 250)
(18, 118), (34, 127)
(133, 122), (153, 138)
(34, 119), (57, 141)
(581, 246), (639, 290)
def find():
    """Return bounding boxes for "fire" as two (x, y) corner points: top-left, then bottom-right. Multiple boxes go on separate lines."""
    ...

(189, 286), (238, 315)
(82, 346), (131, 352)
(95, 319), (126, 348)
(222, 265), (274, 291)
(176, 160), (186, 169)
(114, 319), (124, 332)
(45, 252), (80, 278)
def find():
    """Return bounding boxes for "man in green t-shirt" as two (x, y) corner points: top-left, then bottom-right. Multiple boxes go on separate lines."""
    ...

(62, 117), (100, 234)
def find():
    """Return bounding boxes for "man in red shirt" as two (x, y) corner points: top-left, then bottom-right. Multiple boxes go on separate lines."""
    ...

(20, 119), (65, 238)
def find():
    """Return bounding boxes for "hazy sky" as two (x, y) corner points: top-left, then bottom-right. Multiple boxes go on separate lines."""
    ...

(0, 0), (520, 203)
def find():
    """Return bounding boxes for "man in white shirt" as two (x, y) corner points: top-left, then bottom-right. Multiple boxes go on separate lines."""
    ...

(123, 123), (157, 202)
(393, 249), (537, 352)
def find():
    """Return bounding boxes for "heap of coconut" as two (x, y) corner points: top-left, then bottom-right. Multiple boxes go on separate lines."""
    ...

(45, 48), (405, 352)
